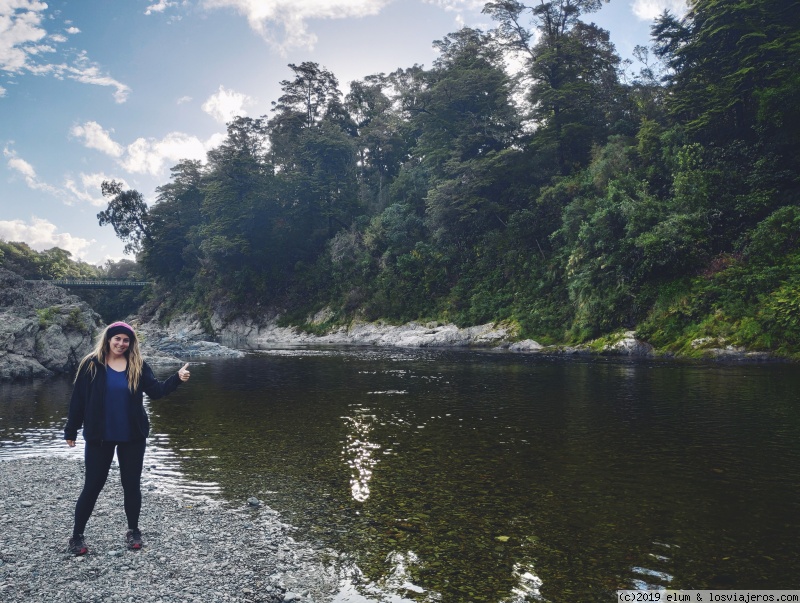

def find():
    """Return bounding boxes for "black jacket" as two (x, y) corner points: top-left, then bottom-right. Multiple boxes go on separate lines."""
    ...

(64, 357), (182, 442)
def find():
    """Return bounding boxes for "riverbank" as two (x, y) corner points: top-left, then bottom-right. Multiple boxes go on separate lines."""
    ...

(0, 457), (336, 603)
(156, 311), (775, 362)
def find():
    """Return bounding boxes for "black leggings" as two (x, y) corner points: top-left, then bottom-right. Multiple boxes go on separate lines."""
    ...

(73, 439), (146, 537)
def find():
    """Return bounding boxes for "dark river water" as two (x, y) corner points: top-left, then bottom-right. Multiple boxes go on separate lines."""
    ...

(2, 348), (800, 602)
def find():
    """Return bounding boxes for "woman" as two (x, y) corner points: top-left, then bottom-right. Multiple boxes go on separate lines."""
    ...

(64, 321), (190, 555)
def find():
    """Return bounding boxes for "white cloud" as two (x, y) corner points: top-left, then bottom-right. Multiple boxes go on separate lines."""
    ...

(120, 131), (223, 176)
(177, 95), (192, 104)
(3, 145), (62, 196)
(632, 0), (688, 21)
(201, 0), (391, 52)
(71, 121), (124, 157)
(4, 145), (120, 207)
(145, 0), (177, 15)
(0, 0), (49, 72)
(6, 152), (36, 180)
(63, 172), (118, 207)
(202, 85), (254, 124)
(65, 26), (81, 34)
(68, 119), (224, 178)
(0, 1), (130, 102)
(423, 0), (485, 11)
(0, 217), (94, 259)
(63, 52), (131, 103)
(0, 85), (6, 97)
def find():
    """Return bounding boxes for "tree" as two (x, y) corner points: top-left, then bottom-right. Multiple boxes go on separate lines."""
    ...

(485, 0), (622, 171)
(653, 0), (800, 144)
(269, 62), (353, 167)
(268, 63), (360, 249)
(410, 28), (521, 244)
(141, 160), (205, 286)
(97, 181), (151, 255)
(271, 62), (343, 130)
(652, 0), (800, 241)
(345, 75), (408, 209)
(199, 117), (281, 299)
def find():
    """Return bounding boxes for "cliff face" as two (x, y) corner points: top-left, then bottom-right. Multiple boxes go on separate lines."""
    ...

(0, 268), (103, 380)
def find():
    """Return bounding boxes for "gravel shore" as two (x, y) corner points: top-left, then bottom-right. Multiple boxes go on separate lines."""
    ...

(0, 457), (337, 603)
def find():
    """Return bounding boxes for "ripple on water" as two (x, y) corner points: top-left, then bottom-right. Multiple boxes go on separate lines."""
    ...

(1, 425), (221, 500)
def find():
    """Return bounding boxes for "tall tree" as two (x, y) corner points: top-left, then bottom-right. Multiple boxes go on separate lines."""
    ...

(412, 28), (521, 245)
(268, 62), (359, 248)
(654, 0), (800, 145)
(97, 181), (151, 255)
(141, 159), (205, 286)
(345, 74), (407, 209)
(485, 0), (621, 171)
(199, 117), (280, 299)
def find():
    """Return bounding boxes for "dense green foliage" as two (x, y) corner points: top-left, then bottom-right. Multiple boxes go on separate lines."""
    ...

(97, 0), (800, 355)
(0, 240), (146, 323)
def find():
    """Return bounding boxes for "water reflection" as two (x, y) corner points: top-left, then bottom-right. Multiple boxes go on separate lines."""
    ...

(343, 407), (381, 502)
(504, 564), (545, 602)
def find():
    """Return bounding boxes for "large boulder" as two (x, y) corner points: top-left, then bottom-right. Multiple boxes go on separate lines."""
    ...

(0, 268), (103, 381)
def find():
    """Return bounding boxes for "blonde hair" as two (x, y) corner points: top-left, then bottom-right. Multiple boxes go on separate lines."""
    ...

(75, 324), (144, 392)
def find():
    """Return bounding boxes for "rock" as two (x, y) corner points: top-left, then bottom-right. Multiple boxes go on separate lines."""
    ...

(247, 497), (262, 507)
(604, 331), (654, 357)
(284, 593), (302, 601)
(0, 268), (102, 381)
(507, 339), (544, 352)
(0, 352), (52, 380)
(132, 305), (777, 362)
(213, 314), (519, 350)
(131, 317), (245, 361)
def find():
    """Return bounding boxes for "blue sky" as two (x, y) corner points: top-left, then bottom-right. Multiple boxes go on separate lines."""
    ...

(1, 0), (687, 265)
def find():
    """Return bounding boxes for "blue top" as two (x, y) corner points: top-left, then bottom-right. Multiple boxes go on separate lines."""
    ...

(104, 366), (132, 441)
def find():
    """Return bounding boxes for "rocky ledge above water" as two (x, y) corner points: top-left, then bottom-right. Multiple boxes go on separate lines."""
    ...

(0, 268), (103, 381)
(172, 312), (661, 357)
(183, 310), (775, 361)
(131, 318), (245, 365)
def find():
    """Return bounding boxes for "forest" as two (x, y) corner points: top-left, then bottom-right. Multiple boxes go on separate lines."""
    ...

(6, 0), (800, 356)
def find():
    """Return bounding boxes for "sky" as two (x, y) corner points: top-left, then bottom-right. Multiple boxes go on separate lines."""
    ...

(0, 0), (688, 266)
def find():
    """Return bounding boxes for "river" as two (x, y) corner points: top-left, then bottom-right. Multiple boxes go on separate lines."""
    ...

(2, 347), (799, 602)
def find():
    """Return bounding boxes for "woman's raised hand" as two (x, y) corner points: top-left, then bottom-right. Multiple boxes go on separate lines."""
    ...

(178, 363), (191, 382)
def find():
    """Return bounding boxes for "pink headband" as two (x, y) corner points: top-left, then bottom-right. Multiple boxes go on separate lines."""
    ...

(106, 321), (135, 339)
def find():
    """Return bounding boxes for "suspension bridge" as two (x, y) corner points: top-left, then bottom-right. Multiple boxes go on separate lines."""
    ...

(26, 278), (153, 289)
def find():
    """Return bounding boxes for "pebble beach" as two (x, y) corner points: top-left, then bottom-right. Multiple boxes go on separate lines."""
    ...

(0, 457), (337, 603)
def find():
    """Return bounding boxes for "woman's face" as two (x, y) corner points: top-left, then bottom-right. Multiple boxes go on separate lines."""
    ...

(107, 334), (131, 358)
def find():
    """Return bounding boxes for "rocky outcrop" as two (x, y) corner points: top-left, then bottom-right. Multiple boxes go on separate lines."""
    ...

(211, 315), (518, 349)
(690, 337), (772, 361)
(506, 339), (545, 352)
(144, 309), (772, 362)
(209, 314), (662, 358)
(602, 330), (655, 356)
(131, 317), (245, 364)
(0, 268), (103, 380)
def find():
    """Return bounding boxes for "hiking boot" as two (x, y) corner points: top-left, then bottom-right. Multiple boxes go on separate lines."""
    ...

(126, 528), (143, 550)
(68, 534), (88, 556)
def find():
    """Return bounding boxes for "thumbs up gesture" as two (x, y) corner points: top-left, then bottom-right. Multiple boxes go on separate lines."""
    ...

(178, 362), (191, 382)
